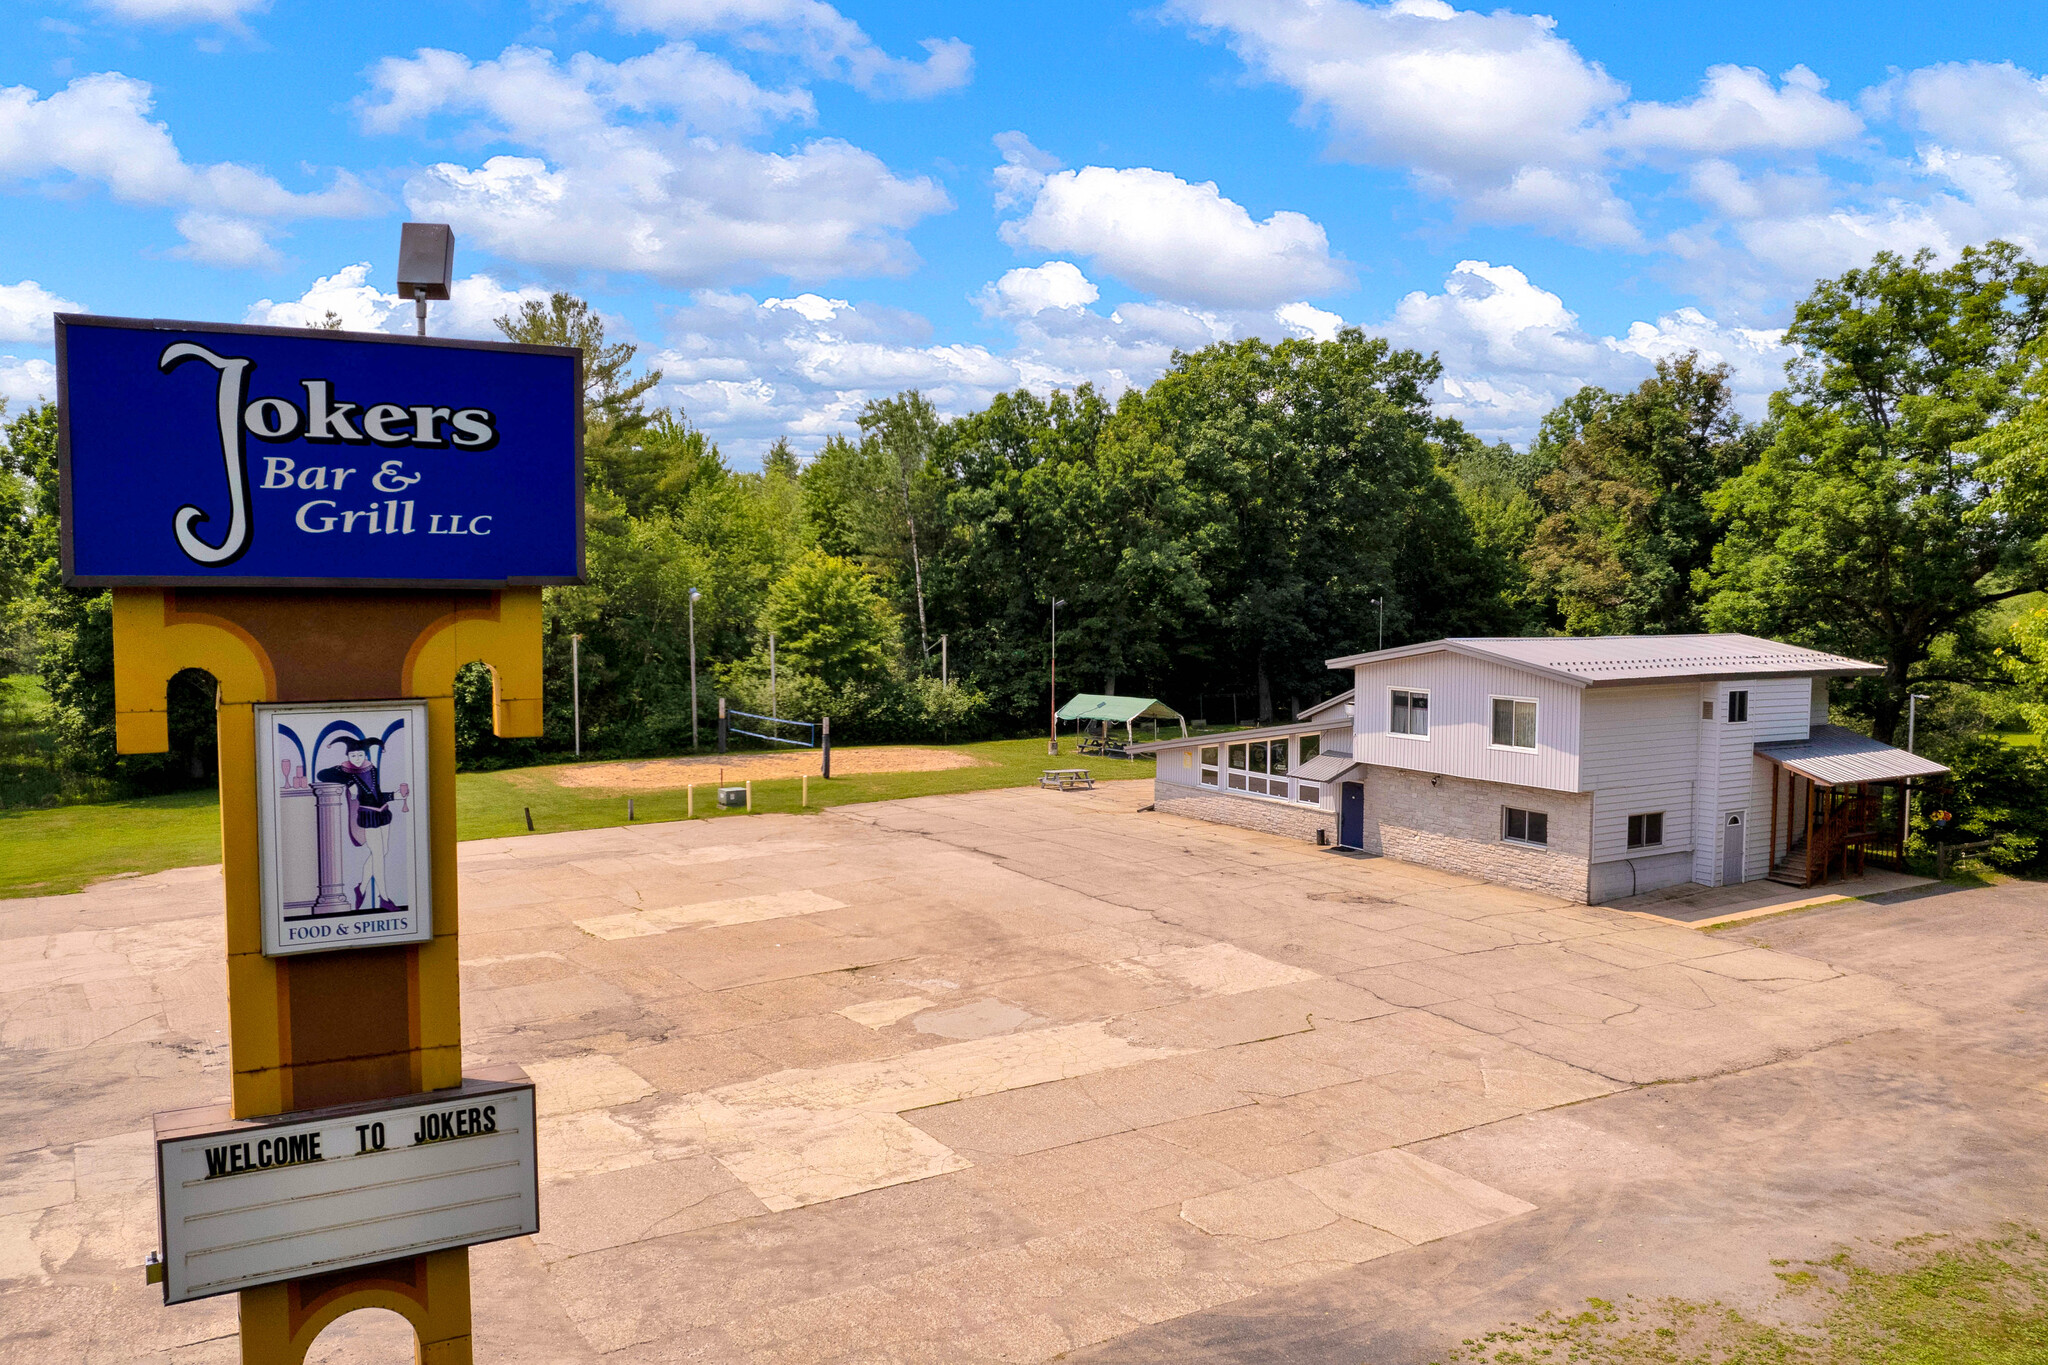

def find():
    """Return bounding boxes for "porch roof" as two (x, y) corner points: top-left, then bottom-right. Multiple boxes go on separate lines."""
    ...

(1755, 724), (1950, 787)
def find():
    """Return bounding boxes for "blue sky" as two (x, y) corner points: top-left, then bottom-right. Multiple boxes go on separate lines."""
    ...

(4, 0), (2047, 462)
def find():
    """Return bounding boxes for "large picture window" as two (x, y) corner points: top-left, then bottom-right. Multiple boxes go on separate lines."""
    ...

(1390, 689), (1429, 737)
(1491, 697), (1538, 750)
(1245, 739), (1289, 797)
(1502, 806), (1549, 846)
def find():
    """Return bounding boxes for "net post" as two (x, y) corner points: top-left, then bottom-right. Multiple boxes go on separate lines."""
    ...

(822, 716), (831, 780)
(718, 697), (727, 755)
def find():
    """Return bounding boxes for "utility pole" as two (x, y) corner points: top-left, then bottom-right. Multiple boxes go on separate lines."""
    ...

(570, 634), (582, 756)
(769, 631), (777, 720)
(1048, 599), (1065, 756)
(1373, 597), (1384, 653)
(941, 634), (948, 687)
(688, 587), (702, 750)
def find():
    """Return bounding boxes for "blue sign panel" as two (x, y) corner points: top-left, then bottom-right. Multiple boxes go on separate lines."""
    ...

(58, 316), (582, 587)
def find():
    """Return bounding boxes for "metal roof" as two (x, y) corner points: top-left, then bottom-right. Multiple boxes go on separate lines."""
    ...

(1326, 633), (1882, 686)
(1755, 724), (1950, 786)
(1126, 717), (1328, 754)
(1297, 688), (1354, 721)
(1293, 751), (1364, 782)
(1055, 694), (1184, 724)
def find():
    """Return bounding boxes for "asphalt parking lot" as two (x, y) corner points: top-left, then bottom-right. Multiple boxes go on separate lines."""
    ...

(3, 779), (2042, 1363)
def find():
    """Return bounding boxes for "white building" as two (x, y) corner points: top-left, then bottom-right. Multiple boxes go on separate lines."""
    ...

(1130, 634), (1948, 904)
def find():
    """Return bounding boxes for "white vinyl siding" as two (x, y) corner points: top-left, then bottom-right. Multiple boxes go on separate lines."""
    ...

(1582, 683), (1699, 864)
(1350, 652), (1581, 792)
(1693, 677), (1811, 885)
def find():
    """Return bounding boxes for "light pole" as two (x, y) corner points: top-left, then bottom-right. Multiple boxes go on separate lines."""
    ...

(768, 630), (777, 720)
(395, 222), (453, 337)
(1048, 599), (1066, 757)
(688, 588), (702, 750)
(1372, 596), (1384, 652)
(570, 633), (582, 756)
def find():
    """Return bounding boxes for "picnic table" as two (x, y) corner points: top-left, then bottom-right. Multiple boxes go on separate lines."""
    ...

(1077, 736), (1128, 758)
(1039, 768), (1095, 791)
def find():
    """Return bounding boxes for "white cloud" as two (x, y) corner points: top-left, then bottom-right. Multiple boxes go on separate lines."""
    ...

(359, 43), (812, 141)
(999, 160), (1350, 308)
(1610, 65), (1861, 157)
(0, 280), (84, 343)
(245, 263), (553, 339)
(1889, 61), (2048, 195)
(1169, 0), (1637, 242)
(85, 0), (266, 26)
(170, 212), (280, 270)
(1274, 301), (1342, 342)
(601, 0), (972, 98)
(363, 46), (949, 286)
(978, 261), (1098, 316)
(0, 357), (56, 408)
(1378, 259), (1793, 441)
(0, 73), (376, 267)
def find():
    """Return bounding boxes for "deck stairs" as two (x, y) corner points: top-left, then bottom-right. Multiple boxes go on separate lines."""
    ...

(1768, 838), (1808, 888)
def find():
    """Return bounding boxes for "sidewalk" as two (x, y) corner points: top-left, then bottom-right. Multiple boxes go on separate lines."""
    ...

(1602, 868), (1936, 927)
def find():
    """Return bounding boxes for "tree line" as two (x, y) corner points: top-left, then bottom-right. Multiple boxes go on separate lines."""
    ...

(4, 245), (2047, 859)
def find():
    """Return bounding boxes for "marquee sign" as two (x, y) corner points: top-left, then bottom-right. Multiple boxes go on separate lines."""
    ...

(56, 315), (582, 587)
(256, 700), (433, 957)
(153, 1070), (539, 1305)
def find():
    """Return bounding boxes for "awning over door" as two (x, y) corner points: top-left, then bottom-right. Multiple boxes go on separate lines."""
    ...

(1292, 751), (1364, 783)
(1755, 724), (1949, 786)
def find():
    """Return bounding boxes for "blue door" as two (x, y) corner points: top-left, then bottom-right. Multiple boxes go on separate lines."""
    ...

(1340, 782), (1365, 849)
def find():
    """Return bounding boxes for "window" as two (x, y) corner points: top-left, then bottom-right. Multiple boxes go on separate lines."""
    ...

(1300, 732), (1321, 764)
(1503, 806), (1549, 846)
(1227, 743), (1246, 789)
(1627, 812), (1664, 849)
(1491, 697), (1538, 750)
(1391, 688), (1430, 737)
(1727, 690), (1749, 723)
(1200, 745), (1219, 786)
(1269, 740), (1289, 778)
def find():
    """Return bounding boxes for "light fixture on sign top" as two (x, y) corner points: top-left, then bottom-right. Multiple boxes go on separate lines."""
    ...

(397, 223), (455, 337)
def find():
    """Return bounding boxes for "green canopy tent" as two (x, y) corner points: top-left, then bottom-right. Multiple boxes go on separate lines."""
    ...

(1054, 694), (1187, 753)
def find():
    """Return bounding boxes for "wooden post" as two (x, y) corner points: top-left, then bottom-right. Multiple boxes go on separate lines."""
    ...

(745, 779), (753, 811)
(802, 773), (808, 807)
(1804, 776), (1817, 888)
(687, 783), (694, 818)
(1769, 764), (1779, 874)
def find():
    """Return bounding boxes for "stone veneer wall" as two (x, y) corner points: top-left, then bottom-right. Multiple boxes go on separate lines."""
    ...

(1358, 767), (1593, 903)
(1152, 780), (1336, 845)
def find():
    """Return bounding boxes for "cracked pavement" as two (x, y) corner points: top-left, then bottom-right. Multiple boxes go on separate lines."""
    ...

(1, 779), (2039, 1362)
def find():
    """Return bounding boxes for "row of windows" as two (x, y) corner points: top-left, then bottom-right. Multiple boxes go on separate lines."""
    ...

(1198, 738), (1323, 807)
(1384, 688), (1539, 752)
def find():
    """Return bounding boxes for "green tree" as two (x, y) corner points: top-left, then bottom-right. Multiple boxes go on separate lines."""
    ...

(857, 392), (942, 665)
(1529, 355), (1762, 635)
(757, 551), (898, 691)
(2001, 602), (2048, 739)
(1702, 243), (2048, 741)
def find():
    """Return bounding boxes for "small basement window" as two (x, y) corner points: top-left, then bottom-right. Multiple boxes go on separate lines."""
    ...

(1297, 784), (1320, 805)
(1200, 745), (1219, 786)
(1503, 806), (1549, 846)
(1627, 812), (1664, 848)
(1391, 688), (1429, 737)
(1491, 697), (1538, 750)
(1727, 690), (1749, 723)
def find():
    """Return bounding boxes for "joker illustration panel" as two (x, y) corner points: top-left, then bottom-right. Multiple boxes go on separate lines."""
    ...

(256, 701), (433, 956)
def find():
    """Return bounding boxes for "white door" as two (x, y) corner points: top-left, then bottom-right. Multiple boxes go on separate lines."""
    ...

(1722, 812), (1745, 885)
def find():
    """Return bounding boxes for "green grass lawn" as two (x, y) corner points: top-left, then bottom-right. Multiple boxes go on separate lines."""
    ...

(2, 736), (1155, 898)
(2000, 729), (2041, 747)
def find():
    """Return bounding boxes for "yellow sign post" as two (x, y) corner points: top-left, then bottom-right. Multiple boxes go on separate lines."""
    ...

(113, 585), (542, 1362)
